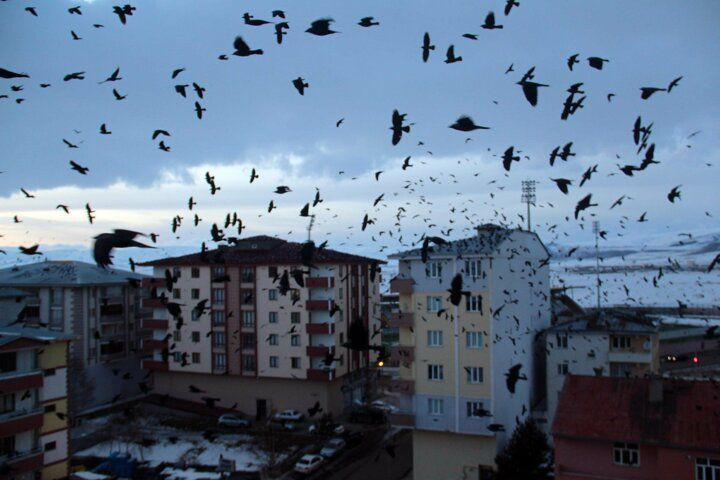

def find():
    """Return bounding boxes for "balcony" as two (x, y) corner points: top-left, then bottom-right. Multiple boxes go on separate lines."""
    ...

(142, 359), (169, 371)
(389, 345), (414, 362)
(387, 312), (414, 328)
(608, 351), (653, 364)
(306, 300), (335, 311)
(142, 339), (167, 351)
(25, 297), (41, 307)
(101, 296), (125, 305)
(390, 278), (414, 294)
(142, 297), (165, 308)
(0, 372), (43, 394)
(306, 322), (335, 335)
(378, 378), (415, 394)
(388, 412), (415, 427)
(0, 410), (43, 436)
(0, 448), (43, 474)
(306, 346), (334, 357)
(142, 318), (168, 330)
(307, 368), (335, 381)
(306, 277), (335, 289)
(142, 277), (164, 288)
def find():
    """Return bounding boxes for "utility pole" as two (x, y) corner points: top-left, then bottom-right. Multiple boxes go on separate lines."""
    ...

(592, 220), (601, 310)
(521, 180), (536, 232)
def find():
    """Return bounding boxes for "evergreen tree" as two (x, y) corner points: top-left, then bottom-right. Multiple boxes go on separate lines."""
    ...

(494, 418), (553, 480)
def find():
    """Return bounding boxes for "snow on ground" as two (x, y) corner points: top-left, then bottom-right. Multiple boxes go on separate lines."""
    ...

(652, 315), (720, 328)
(76, 430), (281, 472)
(160, 467), (221, 479)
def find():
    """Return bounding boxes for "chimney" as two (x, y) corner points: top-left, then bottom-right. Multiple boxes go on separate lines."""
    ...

(649, 377), (663, 404)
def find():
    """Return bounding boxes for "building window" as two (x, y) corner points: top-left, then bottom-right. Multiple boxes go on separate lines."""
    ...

(610, 362), (633, 378)
(611, 335), (632, 350)
(172, 288), (181, 299)
(613, 442), (639, 466)
(291, 312), (301, 324)
(212, 266), (225, 277)
(425, 261), (443, 278)
(696, 458), (720, 480)
(1, 393), (15, 414)
(191, 267), (200, 278)
(0, 435), (15, 456)
(191, 289), (200, 300)
(269, 334), (278, 346)
(243, 355), (256, 371)
(50, 308), (63, 326)
(0, 352), (17, 373)
(173, 352), (182, 363)
(214, 353), (227, 369)
(557, 362), (569, 375)
(269, 356), (278, 368)
(241, 289), (253, 305)
(241, 267), (254, 282)
(428, 364), (443, 381)
(427, 330), (443, 347)
(426, 296), (442, 313)
(173, 330), (181, 342)
(464, 259), (482, 278)
(172, 267), (182, 279)
(212, 310), (225, 326)
(466, 401), (485, 418)
(466, 366), (484, 384)
(44, 441), (57, 452)
(192, 352), (201, 364)
(290, 289), (301, 303)
(427, 398), (444, 415)
(192, 331), (200, 343)
(44, 403), (56, 413)
(291, 357), (301, 369)
(466, 331), (482, 349)
(291, 335), (300, 347)
(269, 266), (278, 278)
(268, 311), (278, 324)
(191, 309), (200, 322)
(268, 289), (278, 301)
(212, 288), (225, 305)
(556, 333), (568, 349)
(466, 295), (483, 313)
(242, 311), (255, 327)
(243, 334), (255, 349)
(44, 368), (56, 376)
(213, 331), (226, 347)
(51, 288), (63, 305)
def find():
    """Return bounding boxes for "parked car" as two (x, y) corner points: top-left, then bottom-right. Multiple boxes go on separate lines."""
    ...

(332, 424), (345, 435)
(342, 430), (364, 448)
(273, 409), (305, 422)
(371, 400), (398, 413)
(269, 421), (296, 431)
(320, 437), (346, 459)
(218, 414), (251, 428)
(349, 406), (386, 425)
(294, 454), (324, 474)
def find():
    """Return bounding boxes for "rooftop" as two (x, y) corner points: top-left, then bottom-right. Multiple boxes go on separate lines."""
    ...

(0, 260), (145, 286)
(547, 309), (657, 334)
(0, 287), (31, 298)
(388, 223), (548, 260)
(138, 235), (383, 267)
(0, 325), (74, 347)
(552, 375), (720, 451)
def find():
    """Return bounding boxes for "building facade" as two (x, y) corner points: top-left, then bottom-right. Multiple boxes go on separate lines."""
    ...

(138, 236), (382, 418)
(385, 224), (551, 480)
(553, 375), (720, 480)
(0, 261), (148, 417)
(0, 327), (73, 480)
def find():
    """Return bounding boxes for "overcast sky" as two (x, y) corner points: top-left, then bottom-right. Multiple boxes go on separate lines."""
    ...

(1, 0), (719, 263)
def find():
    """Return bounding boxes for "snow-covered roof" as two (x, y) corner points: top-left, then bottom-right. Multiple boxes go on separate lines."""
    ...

(0, 326), (74, 346)
(0, 260), (144, 286)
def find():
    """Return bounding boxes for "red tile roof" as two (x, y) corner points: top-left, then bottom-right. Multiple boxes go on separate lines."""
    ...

(137, 235), (383, 267)
(552, 375), (720, 451)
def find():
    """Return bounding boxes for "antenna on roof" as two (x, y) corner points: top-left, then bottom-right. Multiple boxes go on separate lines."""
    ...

(592, 220), (601, 310)
(307, 215), (316, 242)
(521, 179), (536, 232)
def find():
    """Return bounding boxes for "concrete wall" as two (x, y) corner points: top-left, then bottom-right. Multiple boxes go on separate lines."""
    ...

(413, 429), (496, 480)
(40, 428), (68, 467)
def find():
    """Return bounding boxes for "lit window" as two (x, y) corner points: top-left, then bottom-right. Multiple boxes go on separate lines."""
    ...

(613, 442), (639, 466)
(427, 330), (443, 347)
(466, 331), (482, 349)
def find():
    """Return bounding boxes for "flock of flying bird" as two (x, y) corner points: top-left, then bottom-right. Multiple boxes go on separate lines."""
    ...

(2, 0), (720, 451)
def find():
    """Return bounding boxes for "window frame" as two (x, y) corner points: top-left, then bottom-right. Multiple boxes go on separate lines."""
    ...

(466, 331), (482, 349)
(427, 330), (443, 347)
(427, 364), (444, 381)
(425, 261), (443, 278)
(466, 295), (483, 313)
(426, 296), (442, 313)
(466, 400), (485, 418)
(427, 398), (444, 415)
(612, 442), (640, 467)
(466, 366), (484, 384)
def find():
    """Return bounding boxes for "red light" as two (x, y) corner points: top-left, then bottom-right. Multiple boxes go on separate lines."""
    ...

(693, 356), (699, 364)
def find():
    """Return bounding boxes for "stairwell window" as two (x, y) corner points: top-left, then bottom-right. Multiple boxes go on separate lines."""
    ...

(696, 458), (720, 480)
(428, 364), (444, 381)
(466, 331), (482, 349)
(613, 442), (639, 466)
(426, 296), (442, 313)
(268, 289), (278, 301)
(427, 330), (443, 347)
(464, 259), (482, 278)
(466, 295), (483, 313)
(425, 261), (443, 278)
(427, 398), (444, 415)
(212, 288), (224, 305)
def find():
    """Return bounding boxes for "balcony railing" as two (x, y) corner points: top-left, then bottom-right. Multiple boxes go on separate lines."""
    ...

(389, 345), (414, 362)
(387, 312), (414, 328)
(0, 410), (43, 437)
(0, 371), (43, 393)
(306, 277), (335, 289)
(142, 297), (165, 308)
(306, 346), (334, 357)
(0, 406), (42, 423)
(390, 278), (414, 294)
(378, 378), (415, 394)
(0, 447), (43, 472)
(142, 318), (168, 330)
(306, 300), (335, 311)
(307, 368), (335, 381)
(142, 339), (167, 351)
(306, 322), (335, 335)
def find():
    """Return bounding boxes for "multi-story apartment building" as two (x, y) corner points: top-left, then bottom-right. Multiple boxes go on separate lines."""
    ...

(0, 327), (72, 480)
(386, 224), (551, 480)
(0, 261), (148, 417)
(138, 235), (382, 418)
(542, 310), (659, 435)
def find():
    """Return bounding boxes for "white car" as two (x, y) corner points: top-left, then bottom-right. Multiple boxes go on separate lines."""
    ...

(217, 414), (250, 427)
(294, 454), (324, 474)
(273, 409), (305, 422)
(320, 438), (346, 459)
(371, 400), (398, 413)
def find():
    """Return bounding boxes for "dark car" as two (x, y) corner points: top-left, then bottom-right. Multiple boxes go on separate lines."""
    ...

(342, 430), (364, 448)
(348, 406), (386, 425)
